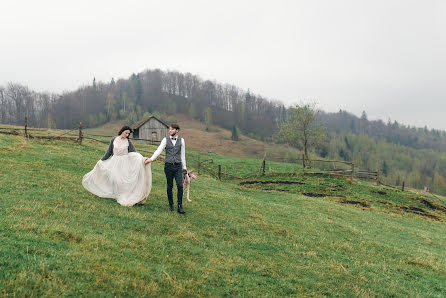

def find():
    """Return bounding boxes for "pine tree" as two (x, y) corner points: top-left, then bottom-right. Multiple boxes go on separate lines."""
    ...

(382, 160), (388, 176)
(204, 107), (213, 131)
(231, 125), (239, 141)
(188, 103), (197, 119)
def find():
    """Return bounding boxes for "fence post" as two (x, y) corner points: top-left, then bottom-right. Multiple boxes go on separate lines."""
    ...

(376, 170), (380, 186)
(262, 160), (266, 175)
(78, 122), (83, 145)
(402, 181), (405, 191)
(24, 116), (28, 138)
(218, 165), (221, 181)
(302, 154), (306, 174)
(351, 163), (354, 179)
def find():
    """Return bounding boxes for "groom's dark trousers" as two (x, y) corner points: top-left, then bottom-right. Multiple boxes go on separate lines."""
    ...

(164, 162), (183, 205)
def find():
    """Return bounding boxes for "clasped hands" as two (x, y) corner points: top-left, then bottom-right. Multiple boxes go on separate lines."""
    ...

(144, 158), (187, 174)
(144, 157), (187, 175)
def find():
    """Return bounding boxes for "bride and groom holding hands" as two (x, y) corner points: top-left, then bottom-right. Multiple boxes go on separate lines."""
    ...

(82, 123), (188, 214)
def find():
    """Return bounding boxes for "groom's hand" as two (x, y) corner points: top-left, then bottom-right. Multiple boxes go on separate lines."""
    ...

(144, 158), (152, 165)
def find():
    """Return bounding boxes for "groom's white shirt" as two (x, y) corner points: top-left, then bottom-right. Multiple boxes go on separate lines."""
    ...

(150, 136), (186, 170)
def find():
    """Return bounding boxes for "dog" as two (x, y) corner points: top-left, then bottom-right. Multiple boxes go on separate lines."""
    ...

(183, 171), (197, 202)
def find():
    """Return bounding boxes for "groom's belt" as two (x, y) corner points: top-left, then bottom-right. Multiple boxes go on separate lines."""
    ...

(165, 161), (182, 165)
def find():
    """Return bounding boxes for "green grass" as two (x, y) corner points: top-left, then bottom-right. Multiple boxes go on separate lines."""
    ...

(188, 151), (304, 178)
(1, 133), (445, 296)
(239, 173), (446, 221)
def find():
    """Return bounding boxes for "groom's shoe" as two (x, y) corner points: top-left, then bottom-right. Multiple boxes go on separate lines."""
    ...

(177, 204), (186, 214)
(169, 204), (174, 212)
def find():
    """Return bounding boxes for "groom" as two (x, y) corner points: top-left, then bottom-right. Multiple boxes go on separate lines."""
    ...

(144, 123), (187, 214)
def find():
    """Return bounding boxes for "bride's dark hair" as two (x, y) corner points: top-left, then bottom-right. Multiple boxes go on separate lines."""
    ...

(118, 126), (133, 138)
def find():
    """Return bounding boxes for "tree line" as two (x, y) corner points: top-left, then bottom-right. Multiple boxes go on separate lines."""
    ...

(320, 132), (446, 195)
(319, 109), (446, 152)
(0, 70), (286, 138)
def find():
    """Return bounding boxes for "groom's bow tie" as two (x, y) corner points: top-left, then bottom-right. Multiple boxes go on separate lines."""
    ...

(171, 137), (177, 140)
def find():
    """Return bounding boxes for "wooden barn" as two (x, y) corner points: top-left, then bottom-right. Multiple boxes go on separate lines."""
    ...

(132, 116), (169, 143)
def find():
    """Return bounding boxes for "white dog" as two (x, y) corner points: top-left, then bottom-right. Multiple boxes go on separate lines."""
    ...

(183, 171), (197, 202)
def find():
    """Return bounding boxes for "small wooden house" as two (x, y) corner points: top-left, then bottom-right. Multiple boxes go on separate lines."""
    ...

(132, 116), (169, 143)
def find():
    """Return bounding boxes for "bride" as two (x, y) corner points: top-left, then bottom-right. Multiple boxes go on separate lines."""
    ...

(82, 126), (152, 206)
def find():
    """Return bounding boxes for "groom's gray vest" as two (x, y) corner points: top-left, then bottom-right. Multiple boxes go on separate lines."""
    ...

(165, 137), (182, 164)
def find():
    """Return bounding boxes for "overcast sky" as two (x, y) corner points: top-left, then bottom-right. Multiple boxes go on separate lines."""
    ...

(1, 0), (445, 129)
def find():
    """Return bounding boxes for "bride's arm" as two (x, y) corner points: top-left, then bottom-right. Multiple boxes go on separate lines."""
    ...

(101, 137), (115, 160)
(128, 139), (136, 153)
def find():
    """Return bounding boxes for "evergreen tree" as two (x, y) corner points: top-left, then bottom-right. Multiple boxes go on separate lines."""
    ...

(134, 75), (143, 105)
(361, 111), (368, 121)
(231, 125), (239, 141)
(188, 103), (197, 119)
(382, 160), (388, 176)
(106, 92), (116, 120)
(204, 107), (213, 131)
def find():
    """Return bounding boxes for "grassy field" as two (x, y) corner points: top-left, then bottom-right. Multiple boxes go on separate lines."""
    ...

(1, 132), (446, 296)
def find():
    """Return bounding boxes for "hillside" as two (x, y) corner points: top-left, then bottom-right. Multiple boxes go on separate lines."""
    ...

(1, 133), (445, 296)
(85, 113), (302, 161)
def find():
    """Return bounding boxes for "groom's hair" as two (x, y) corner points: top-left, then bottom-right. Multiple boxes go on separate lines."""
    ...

(117, 126), (133, 138)
(170, 123), (180, 130)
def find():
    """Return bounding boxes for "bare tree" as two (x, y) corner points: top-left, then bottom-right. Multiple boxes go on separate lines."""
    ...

(0, 87), (5, 123)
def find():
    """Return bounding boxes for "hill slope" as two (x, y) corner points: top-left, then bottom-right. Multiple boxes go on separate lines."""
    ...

(85, 113), (302, 161)
(1, 133), (445, 296)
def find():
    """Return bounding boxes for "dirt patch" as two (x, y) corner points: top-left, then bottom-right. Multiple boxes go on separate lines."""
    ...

(420, 199), (446, 212)
(397, 206), (441, 221)
(377, 200), (392, 205)
(411, 197), (446, 213)
(263, 188), (290, 192)
(406, 206), (425, 212)
(370, 190), (387, 196)
(321, 184), (347, 189)
(240, 180), (306, 186)
(303, 192), (346, 198)
(325, 187), (343, 192)
(268, 230), (287, 235)
(302, 193), (326, 197)
(406, 259), (433, 269)
(339, 200), (370, 208)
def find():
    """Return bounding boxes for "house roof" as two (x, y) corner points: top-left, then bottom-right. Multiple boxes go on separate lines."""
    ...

(132, 115), (169, 129)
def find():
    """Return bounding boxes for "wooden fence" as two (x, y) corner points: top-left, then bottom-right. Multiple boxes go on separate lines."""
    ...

(1, 119), (379, 185)
(191, 154), (380, 184)
(302, 155), (379, 184)
(0, 119), (162, 159)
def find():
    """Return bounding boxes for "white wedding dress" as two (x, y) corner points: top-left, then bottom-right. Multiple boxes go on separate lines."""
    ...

(82, 137), (152, 206)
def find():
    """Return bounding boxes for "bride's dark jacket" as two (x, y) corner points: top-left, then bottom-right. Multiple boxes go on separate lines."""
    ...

(101, 137), (136, 160)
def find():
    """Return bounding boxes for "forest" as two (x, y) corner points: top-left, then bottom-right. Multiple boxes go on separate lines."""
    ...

(1, 69), (446, 194)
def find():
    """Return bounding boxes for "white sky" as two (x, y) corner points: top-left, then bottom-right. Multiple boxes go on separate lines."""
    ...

(1, 0), (445, 129)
